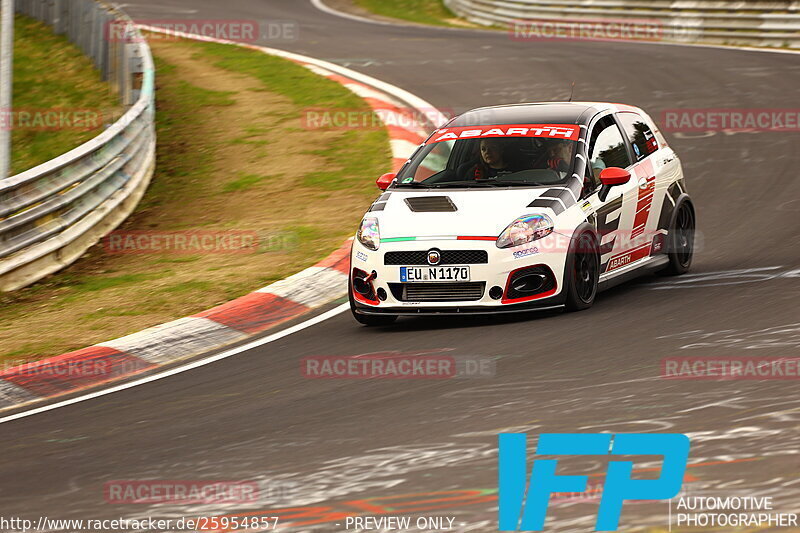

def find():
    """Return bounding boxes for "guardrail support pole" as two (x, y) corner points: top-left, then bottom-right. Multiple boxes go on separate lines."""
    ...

(0, 0), (13, 179)
(128, 45), (143, 106)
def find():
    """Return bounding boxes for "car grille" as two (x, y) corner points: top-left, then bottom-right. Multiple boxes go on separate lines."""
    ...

(384, 250), (489, 265)
(389, 282), (485, 302)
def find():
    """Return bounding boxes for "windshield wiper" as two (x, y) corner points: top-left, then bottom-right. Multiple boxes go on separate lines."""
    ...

(431, 182), (495, 188)
(485, 180), (543, 187)
(395, 180), (523, 189)
(395, 181), (494, 189)
(393, 180), (433, 188)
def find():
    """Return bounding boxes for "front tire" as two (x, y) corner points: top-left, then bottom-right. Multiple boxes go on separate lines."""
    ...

(662, 200), (695, 276)
(564, 231), (600, 312)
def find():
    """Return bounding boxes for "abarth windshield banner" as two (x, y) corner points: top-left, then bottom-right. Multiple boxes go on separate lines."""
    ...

(428, 123), (580, 143)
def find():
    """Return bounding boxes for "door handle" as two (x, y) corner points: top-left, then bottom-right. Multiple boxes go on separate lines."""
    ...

(661, 156), (675, 164)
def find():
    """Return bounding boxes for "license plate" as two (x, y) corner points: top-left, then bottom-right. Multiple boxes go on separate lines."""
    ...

(400, 266), (470, 282)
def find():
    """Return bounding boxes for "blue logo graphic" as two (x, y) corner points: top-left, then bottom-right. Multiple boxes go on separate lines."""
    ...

(498, 433), (690, 531)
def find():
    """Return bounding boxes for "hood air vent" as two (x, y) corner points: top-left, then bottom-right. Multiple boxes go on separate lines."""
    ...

(404, 196), (457, 212)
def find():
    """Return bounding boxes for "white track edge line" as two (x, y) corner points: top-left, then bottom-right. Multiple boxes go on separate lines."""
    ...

(0, 304), (349, 425)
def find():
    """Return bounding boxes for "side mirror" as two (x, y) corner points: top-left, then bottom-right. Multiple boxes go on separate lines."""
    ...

(598, 167), (631, 201)
(376, 172), (396, 191)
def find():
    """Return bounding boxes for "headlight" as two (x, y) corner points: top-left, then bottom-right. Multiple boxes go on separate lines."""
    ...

(496, 214), (553, 249)
(357, 217), (380, 251)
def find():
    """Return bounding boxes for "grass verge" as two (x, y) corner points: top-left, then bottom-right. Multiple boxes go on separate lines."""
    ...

(350, 0), (464, 27)
(9, 14), (120, 175)
(0, 36), (390, 366)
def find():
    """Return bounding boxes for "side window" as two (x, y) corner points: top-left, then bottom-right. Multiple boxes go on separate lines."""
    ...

(618, 112), (658, 162)
(408, 140), (455, 181)
(588, 117), (632, 181)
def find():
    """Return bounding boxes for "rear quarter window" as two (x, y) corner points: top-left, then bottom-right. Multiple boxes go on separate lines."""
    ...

(619, 112), (659, 162)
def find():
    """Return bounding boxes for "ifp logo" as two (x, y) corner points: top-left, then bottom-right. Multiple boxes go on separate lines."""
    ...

(499, 433), (690, 531)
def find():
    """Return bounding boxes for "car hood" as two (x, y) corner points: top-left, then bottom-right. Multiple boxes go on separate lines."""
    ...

(376, 188), (557, 238)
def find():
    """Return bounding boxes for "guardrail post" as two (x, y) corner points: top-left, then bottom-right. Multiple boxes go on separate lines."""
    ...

(80, 0), (91, 56)
(69, 0), (78, 46)
(106, 17), (118, 92)
(119, 30), (128, 103)
(96, 9), (109, 80)
(68, 0), (76, 41)
(52, 0), (63, 33)
(47, 0), (55, 27)
(87, 1), (96, 63)
(127, 42), (143, 106)
(0, 0), (14, 180)
(89, 2), (101, 68)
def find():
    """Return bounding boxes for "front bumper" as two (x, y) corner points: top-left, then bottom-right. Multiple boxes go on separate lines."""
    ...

(354, 299), (565, 316)
(350, 234), (569, 314)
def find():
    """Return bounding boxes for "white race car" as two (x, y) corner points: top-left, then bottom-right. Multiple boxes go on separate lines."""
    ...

(349, 102), (695, 325)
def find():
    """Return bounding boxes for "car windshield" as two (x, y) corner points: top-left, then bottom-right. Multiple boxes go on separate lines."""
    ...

(395, 124), (579, 188)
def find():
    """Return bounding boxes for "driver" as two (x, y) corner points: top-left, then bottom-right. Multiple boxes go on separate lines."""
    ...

(545, 140), (571, 176)
(461, 138), (517, 180)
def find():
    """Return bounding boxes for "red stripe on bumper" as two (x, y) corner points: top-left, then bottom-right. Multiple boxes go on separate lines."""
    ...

(457, 236), (497, 241)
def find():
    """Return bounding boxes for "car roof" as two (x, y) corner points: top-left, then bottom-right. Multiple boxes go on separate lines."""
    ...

(446, 102), (628, 128)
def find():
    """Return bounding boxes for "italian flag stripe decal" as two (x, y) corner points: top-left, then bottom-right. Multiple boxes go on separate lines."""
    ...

(381, 237), (418, 243)
(382, 236), (496, 242)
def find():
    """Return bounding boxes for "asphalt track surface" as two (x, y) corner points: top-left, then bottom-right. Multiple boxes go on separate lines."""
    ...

(2, 1), (800, 531)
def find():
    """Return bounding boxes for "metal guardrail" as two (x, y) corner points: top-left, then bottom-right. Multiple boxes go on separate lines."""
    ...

(0, 0), (155, 291)
(444, 0), (800, 48)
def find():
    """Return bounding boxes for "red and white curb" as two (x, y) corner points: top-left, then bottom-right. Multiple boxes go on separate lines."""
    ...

(0, 31), (447, 412)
